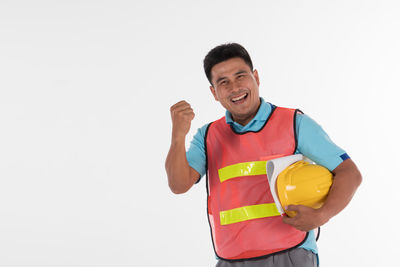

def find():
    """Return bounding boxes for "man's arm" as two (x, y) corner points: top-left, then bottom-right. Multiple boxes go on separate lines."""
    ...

(165, 100), (200, 194)
(283, 158), (362, 231)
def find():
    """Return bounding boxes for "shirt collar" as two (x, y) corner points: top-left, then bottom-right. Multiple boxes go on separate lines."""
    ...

(225, 97), (271, 127)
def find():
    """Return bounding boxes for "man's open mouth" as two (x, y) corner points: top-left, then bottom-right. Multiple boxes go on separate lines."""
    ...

(231, 93), (248, 103)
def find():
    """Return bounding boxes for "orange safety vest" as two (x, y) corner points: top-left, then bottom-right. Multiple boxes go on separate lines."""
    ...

(205, 106), (307, 261)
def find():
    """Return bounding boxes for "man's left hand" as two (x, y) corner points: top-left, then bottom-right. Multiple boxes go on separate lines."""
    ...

(282, 205), (329, 232)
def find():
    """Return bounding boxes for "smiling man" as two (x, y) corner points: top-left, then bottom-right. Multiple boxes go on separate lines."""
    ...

(165, 43), (362, 267)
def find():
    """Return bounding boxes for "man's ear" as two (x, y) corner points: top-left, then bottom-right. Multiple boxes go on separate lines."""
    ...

(253, 69), (260, 86)
(210, 85), (219, 101)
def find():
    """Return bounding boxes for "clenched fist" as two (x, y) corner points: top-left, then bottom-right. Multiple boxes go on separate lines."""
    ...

(170, 100), (195, 141)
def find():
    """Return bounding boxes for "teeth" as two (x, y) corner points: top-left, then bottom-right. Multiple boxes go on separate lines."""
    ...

(232, 93), (247, 102)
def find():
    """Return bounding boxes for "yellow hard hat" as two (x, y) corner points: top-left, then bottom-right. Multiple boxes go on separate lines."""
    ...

(276, 160), (333, 217)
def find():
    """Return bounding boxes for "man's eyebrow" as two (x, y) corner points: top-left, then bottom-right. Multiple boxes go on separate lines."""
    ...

(215, 76), (227, 84)
(215, 70), (249, 84)
(235, 70), (248, 76)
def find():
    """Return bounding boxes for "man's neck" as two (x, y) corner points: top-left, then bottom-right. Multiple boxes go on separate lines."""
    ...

(231, 101), (261, 126)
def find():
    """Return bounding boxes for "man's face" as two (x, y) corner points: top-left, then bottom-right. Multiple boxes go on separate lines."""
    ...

(210, 57), (261, 126)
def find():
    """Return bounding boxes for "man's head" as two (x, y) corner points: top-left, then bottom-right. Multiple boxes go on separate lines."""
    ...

(203, 43), (254, 85)
(203, 43), (261, 126)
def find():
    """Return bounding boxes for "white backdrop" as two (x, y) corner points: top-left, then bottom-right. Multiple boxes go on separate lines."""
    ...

(1, 1), (399, 266)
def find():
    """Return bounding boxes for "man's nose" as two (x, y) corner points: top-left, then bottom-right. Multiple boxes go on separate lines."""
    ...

(231, 80), (242, 93)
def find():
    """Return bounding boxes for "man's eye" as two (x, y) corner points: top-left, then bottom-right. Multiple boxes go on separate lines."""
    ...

(220, 81), (227, 85)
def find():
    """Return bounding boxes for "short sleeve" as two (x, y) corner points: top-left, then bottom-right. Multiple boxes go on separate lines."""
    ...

(295, 114), (349, 171)
(186, 123), (209, 181)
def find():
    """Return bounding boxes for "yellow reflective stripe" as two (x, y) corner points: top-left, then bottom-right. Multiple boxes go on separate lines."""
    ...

(220, 203), (280, 225)
(218, 161), (267, 182)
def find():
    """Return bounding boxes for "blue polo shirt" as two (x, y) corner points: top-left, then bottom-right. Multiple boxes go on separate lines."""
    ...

(186, 98), (348, 254)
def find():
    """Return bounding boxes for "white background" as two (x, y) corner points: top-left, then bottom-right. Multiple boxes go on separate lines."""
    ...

(1, 1), (399, 266)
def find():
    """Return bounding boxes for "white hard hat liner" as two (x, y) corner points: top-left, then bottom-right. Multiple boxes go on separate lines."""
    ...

(266, 154), (313, 214)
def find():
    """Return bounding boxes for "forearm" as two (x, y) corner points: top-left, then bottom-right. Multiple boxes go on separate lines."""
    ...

(166, 100), (198, 194)
(165, 138), (196, 194)
(319, 159), (362, 222)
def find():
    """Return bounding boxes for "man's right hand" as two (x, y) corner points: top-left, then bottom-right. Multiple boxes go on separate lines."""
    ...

(166, 100), (199, 194)
(170, 100), (195, 141)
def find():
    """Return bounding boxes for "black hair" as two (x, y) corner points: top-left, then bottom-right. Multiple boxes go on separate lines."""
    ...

(203, 43), (254, 85)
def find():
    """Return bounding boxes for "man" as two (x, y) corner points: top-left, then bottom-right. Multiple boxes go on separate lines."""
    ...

(165, 43), (362, 267)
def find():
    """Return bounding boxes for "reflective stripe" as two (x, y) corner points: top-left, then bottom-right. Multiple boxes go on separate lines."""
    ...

(218, 161), (267, 182)
(220, 203), (280, 225)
